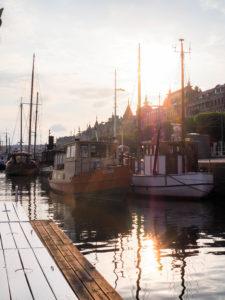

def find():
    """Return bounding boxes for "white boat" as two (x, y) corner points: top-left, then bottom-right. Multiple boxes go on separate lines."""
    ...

(132, 153), (214, 198)
(132, 40), (214, 198)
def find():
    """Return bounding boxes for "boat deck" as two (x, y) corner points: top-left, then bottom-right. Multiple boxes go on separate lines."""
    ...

(0, 202), (121, 299)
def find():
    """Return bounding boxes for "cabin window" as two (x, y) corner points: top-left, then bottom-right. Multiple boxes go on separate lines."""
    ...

(90, 145), (98, 157)
(56, 155), (60, 164)
(15, 155), (27, 163)
(66, 147), (70, 158)
(98, 144), (107, 157)
(81, 145), (89, 158)
(71, 146), (75, 157)
(15, 156), (21, 163)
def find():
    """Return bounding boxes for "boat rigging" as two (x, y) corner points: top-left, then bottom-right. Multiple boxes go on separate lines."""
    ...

(131, 40), (214, 198)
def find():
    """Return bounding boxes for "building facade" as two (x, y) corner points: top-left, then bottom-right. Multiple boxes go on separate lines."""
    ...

(187, 84), (225, 117)
(163, 84), (199, 122)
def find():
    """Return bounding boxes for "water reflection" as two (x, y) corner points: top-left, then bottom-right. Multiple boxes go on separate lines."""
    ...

(1, 173), (225, 299)
(135, 215), (142, 300)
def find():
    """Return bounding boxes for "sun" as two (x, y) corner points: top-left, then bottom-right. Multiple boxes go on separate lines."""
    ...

(141, 42), (180, 105)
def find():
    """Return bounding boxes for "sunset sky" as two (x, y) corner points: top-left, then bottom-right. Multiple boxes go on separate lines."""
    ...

(1, 0), (225, 144)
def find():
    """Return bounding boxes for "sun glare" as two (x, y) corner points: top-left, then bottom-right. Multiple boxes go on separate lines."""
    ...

(142, 238), (158, 271)
(141, 43), (179, 104)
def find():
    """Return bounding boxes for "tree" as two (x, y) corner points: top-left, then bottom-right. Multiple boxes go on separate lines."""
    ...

(185, 116), (196, 133)
(186, 112), (225, 142)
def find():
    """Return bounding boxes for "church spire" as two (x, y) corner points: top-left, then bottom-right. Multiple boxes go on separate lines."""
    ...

(123, 99), (133, 120)
(94, 116), (98, 128)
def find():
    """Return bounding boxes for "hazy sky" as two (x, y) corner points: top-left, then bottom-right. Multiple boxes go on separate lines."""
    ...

(0, 0), (225, 144)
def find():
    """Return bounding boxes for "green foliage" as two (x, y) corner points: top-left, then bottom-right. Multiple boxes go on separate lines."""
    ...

(185, 117), (196, 133)
(122, 127), (138, 154)
(186, 112), (225, 141)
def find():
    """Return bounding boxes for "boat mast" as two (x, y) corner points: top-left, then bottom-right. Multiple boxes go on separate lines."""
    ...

(153, 94), (161, 175)
(28, 53), (35, 154)
(33, 91), (39, 159)
(8, 137), (10, 154)
(5, 131), (7, 154)
(113, 69), (117, 139)
(20, 98), (23, 152)
(179, 39), (185, 172)
(137, 44), (142, 171)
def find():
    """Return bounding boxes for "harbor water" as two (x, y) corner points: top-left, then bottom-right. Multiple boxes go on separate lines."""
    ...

(1, 173), (225, 299)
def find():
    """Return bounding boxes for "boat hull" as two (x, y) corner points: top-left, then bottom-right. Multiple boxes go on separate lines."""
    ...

(39, 165), (53, 176)
(49, 165), (132, 195)
(0, 164), (5, 171)
(5, 164), (38, 176)
(132, 172), (214, 198)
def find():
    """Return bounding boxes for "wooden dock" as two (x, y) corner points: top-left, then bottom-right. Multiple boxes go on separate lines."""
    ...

(32, 220), (122, 300)
(0, 202), (122, 300)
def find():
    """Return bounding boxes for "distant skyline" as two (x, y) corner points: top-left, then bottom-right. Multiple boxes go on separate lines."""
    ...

(1, 0), (225, 144)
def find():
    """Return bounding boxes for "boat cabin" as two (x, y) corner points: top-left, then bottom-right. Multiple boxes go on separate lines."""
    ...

(141, 141), (198, 175)
(8, 152), (33, 164)
(53, 140), (119, 180)
(53, 150), (65, 170)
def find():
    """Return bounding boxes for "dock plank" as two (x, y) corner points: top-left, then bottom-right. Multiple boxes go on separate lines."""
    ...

(0, 223), (16, 249)
(34, 247), (78, 300)
(19, 248), (56, 300)
(10, 223), (30, 249)
(0, 202), (82, 300)
(0, 250), (11, 300)
(5, 249), (33, 300)
(5, 202), (19, 222)
(20, 222), (44, 248)
(13, 202), (29, 222)
(0, 202), (8, 222)
(49, 222), (121, 300)
(32, 221), (93, 300)
(32, 220), (122, 300)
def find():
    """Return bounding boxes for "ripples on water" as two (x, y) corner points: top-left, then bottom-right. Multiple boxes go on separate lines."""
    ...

(1, 172), (225, 299)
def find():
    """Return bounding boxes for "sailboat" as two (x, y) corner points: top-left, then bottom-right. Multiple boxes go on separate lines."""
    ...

(131, 40), (214, 198)
(5, 54), (38, 176)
